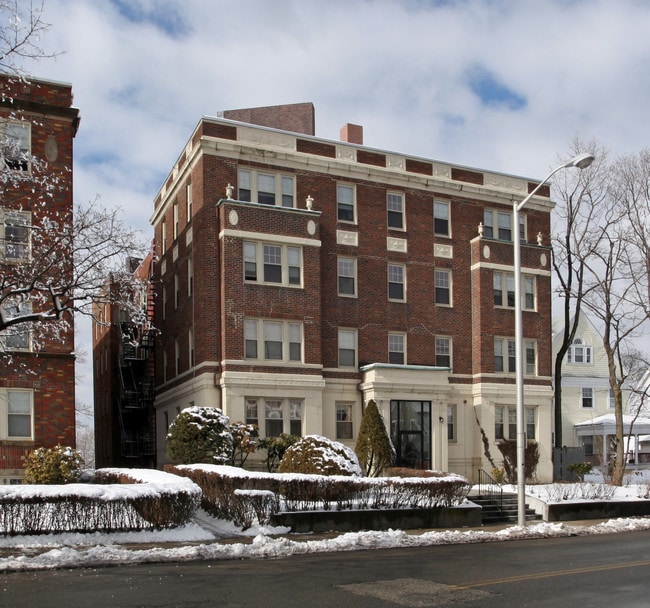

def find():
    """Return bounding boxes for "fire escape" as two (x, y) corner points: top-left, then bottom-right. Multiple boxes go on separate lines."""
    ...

(116, 285), (157, 464)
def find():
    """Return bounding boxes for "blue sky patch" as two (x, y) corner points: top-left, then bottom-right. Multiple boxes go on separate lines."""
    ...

(467, 65), (527, 110)
(109, 0), (189, 37)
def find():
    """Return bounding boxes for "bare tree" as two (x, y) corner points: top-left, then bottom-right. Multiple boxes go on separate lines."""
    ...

(551, 138), (607, 448)
(0, 0), (60, 75)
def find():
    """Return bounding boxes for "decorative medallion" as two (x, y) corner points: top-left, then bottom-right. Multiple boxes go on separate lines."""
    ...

(229, 209), (239, 226)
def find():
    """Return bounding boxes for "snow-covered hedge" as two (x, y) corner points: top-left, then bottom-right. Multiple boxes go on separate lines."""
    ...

(171, 464), (471, 529)
(0, 469), (201, 536)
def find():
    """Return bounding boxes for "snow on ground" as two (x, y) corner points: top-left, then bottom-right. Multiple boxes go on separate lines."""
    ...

(2, 467), (650, 573)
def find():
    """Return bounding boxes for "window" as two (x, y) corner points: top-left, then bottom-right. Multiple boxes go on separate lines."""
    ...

(188, 329), (195, 367)
(388, 264), (405, 301)
(161, 220), (167, 253)
(238, 169), (295, 207)
(525, 340), (537, 375)
(493, 272), (535, 310)
(567, 338), (592, 364)
(246, 399), (258, 427)
(582, 387), (594, 408)
(187, 258), (193, 297)
(186, 182), (193, 220)
(434, 269), (451, 305)
(174, 274), (179, 308)
(1, 208), (31, 261)
(435, 336), (451, 367)
(289, 400), (302, 436)
(609, 389), (615, 409)
(337, 184), (355, 222)
(244, 319), (303, 363)
(2, 120), (30, 171)
(434, 200), (450, 236)
(265, 400), (283, 437)
(387, 192), (404, 229)
(494, 338), (516, 373)
(173, 202), (179, 240)
(338, 257), (356, 296)
(388, 333), (405, 364)
(447, 405), (456, 442)
(0, 300), (31, 351)
(5, 390), (32, 439)
(336, 403), (353, 439)
(484, 209), (526, 242)
(244, 241), (302, 286)
(174, 339), (180, 375)
(495, 406), (536, 441)
(338, 329), (357, 368)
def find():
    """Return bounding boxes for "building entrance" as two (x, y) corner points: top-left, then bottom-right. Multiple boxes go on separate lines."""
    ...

(390, 400), (431, 469)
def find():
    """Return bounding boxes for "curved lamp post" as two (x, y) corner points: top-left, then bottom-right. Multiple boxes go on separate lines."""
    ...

(514, 152), (594, 527)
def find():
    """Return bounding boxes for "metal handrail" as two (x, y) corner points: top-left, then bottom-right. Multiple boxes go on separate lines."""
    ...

(477, 469), (503, 510)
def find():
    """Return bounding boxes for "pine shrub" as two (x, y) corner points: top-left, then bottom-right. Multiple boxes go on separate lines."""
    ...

(166, 406), (233, 464)
(355, 400), (395, 477)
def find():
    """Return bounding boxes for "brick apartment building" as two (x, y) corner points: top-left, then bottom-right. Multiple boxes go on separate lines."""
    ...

(150, 103), (555, 482)
(92, 254), (156, 468)
(0, 75), (80, 483)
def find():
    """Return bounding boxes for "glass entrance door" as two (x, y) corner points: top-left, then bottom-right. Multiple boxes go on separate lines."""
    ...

(390, 400), (431, 469)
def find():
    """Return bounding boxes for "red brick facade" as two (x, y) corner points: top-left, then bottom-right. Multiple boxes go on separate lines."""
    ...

(150, 108), (555, 481)
(0, 76), (79, 481)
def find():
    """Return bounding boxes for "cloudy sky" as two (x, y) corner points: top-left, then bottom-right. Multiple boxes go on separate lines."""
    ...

(17, 0), (650, 409)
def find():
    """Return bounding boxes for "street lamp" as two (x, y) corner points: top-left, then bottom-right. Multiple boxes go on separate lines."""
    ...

(513, 152), (594, 527)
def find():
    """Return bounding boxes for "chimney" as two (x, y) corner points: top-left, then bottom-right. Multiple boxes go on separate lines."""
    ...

(340, 123), (363, 145)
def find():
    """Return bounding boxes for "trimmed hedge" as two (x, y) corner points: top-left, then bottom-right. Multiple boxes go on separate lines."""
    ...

(0, 469), (201, 536)
(171, 464), (471, 529)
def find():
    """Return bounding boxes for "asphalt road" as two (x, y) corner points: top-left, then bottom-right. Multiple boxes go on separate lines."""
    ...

(2, 529), (649, 607)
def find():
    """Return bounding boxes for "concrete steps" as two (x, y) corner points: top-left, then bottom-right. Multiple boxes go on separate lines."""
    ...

(472, 493), (541, 524)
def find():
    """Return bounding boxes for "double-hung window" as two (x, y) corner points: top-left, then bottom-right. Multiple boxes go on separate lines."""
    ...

(388, 264), (405, 301)
(337, 184), (355, 222)
(434, 269), (451, 305)
(0, 389), (33, 439)
(245, 397), (303, 438)
(238, 169), (295, 207)
(0, 300), (31, 351)
(525, 340), (537, 375)
(484, 209), (526, 242)
(434, 200), (450, 236)
(244, 241), (302, 286)
(567, 338), (592, 364)
(581, 387), (594, 408)
(338, 329), (357, 368)
(387, 192), (404, 229)
(2, 120), (30, 171)
(494, 338), (516, 373)
(244, 319), (302, 363)
(338, 257), (356, 296)
(1, 208), (31, 261)
(493, 272), (535, 310)
(388, 333), (405, 364)
(336, 403), (354, 439)
(435, 336), (451, 367)
(447, 405), (457, 442)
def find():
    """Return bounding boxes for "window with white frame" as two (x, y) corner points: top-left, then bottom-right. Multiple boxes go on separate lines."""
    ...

(2, 120), (30, 171)
(567, 338), (592, 364)
(434, 269), (451, 305)
(173, 201), (179, 240)
(1, 208), (31, 261)
(435, 336), (451, 367)
(244, 398), (303, 438)
(244, 241), (302, 286)
(494, 338), (516, 373)
(484, 209), (526, 242)
(388, 332), (405, 364)
(244, 319), (302, 363)
(581, 387), (594, 408)
(609, 389), (615, 409)
(187, 258), (193, 297)
(447, 405), (457, 442)
(388, 263), (405, 301)
(1, 389), (33, 439)
(338, 329), (357, 368)
(238, 168), (295, 207)
(186, 182), (193, 220)
(160, 220), (167, 253)
(387, 192), (405, 230)
(525, 340), (537, 375)
(337, 184), (355, 222)
(495, 406), (535, 441)
(0, 300), (31, 351)
(188, 329), (195, 367)
(338, 257), (356, 296)
(493, 272), (535, 309)
(336, 402), (354, 439)
(434, 200), (450, 237)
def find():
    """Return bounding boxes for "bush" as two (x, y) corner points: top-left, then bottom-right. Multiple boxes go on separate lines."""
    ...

(278, 435), (362, 476)
(24, 445), (84, 484)
(166, 406), (233, 464)
(258, 433), (299, 472)
(228, 422), (259, 467)
(497, 440), (540, 483)
(355, 400), (395, 477)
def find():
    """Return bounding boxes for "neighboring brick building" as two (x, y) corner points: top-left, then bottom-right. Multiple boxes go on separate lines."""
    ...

(150, 104), (555, 482)
(0, 75), (80, 483)
(92, 254), (156, 468)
